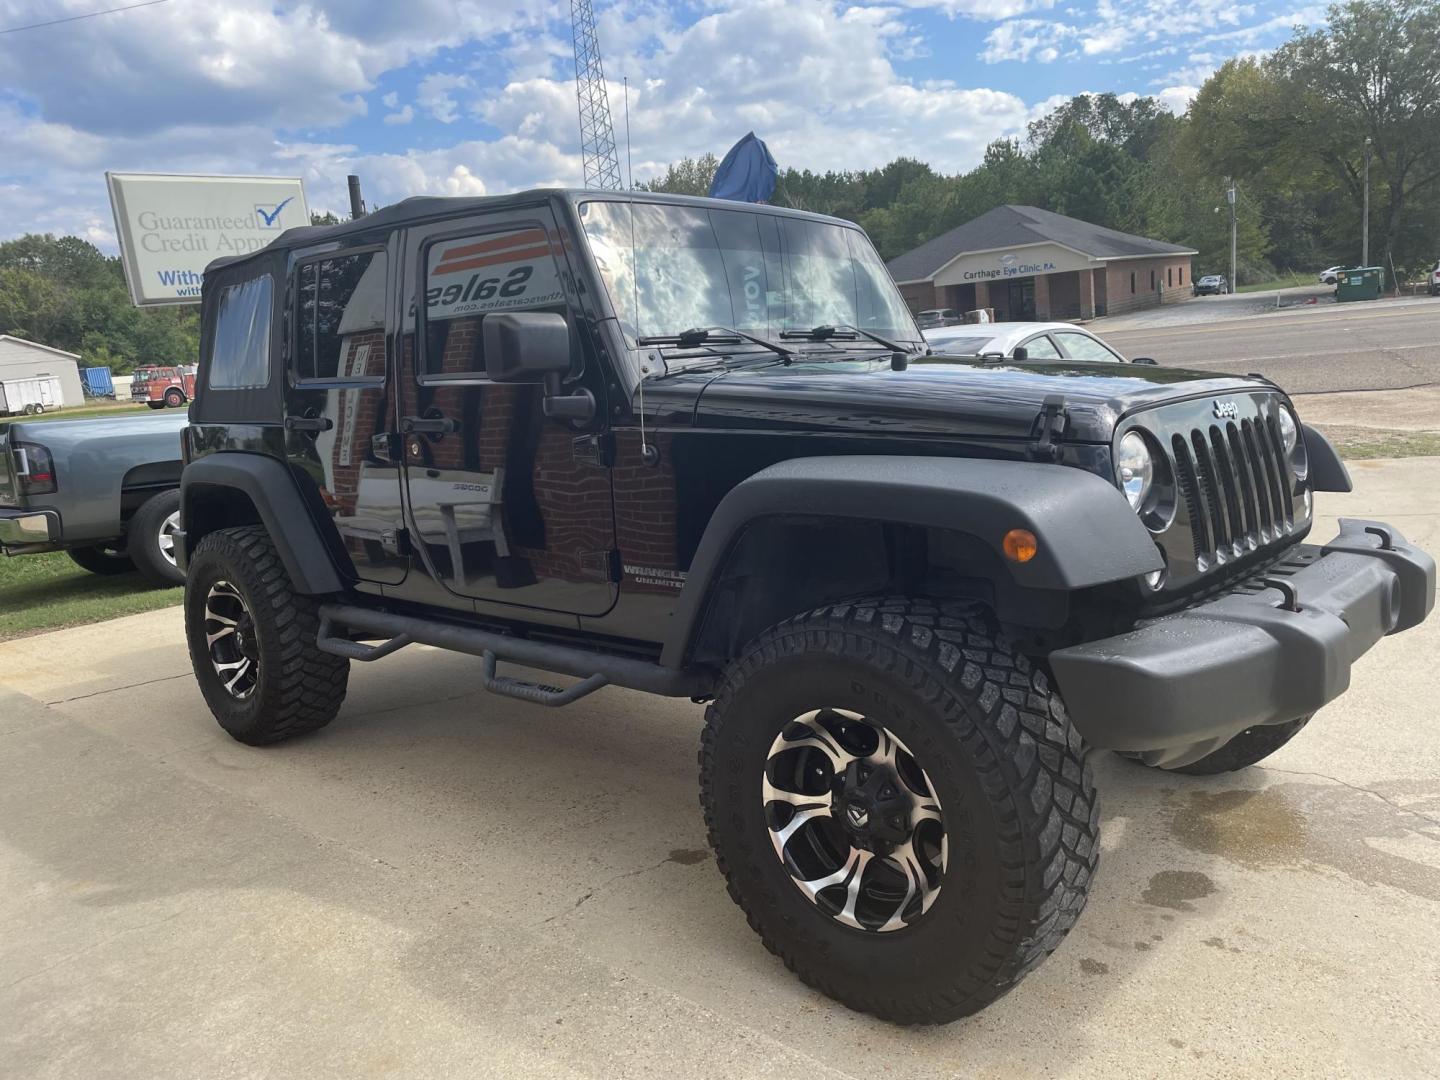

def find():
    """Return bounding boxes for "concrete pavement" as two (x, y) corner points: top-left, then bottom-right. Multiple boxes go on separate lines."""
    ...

(3, 460), (1439, 1078)
(1104, 296), (1440, 395)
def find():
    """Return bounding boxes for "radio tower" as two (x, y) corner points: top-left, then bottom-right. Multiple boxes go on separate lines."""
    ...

(570, 0), (623, 190)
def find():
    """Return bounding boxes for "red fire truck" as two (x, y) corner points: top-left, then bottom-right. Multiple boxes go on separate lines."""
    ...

(130, 366), (197, 409)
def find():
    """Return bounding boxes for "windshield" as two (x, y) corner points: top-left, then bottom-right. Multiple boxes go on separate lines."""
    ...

(579, 200), (920, 355)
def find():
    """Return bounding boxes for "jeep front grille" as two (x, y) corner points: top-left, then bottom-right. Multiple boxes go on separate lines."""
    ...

(1171, 416), (1292, 566)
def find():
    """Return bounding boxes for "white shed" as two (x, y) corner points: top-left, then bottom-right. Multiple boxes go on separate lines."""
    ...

(0, 336), (86, 408)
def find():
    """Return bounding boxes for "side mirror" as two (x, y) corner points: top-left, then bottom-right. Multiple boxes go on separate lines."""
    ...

(1011, 345), (1029, 362)
(483, 312), (571, 383)
(1131, 356), (1159, 366)
(482, 312), (595, 423)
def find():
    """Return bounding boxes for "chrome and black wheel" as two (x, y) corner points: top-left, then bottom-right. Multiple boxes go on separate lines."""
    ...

(185, 525), (348, 745)
(127, 489), (185, 586)
(203, 580), (259, 698)
(763, 709), (945, 932)
(700, 598), (1099, 1024)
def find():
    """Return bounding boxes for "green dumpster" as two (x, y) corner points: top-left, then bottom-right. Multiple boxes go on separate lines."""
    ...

(1336, 266), (1384, 302)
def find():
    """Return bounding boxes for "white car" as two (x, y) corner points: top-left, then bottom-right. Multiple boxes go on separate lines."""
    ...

(923, 321), (1142, 364)
(1319, 265), (1347, 285)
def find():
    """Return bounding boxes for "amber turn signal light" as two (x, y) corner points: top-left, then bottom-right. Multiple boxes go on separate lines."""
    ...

(1003, 528), (1038, 563)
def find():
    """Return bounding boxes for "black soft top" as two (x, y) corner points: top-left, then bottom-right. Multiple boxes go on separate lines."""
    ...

(203, 188), (854, 276)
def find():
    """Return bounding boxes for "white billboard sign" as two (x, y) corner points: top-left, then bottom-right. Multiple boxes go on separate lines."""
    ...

(106, 172), (310, 307)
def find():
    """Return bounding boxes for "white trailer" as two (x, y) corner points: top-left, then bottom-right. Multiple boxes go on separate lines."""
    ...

(0, 375), (64, 417)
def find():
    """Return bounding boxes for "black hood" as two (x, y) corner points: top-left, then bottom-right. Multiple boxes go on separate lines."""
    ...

(683, 353), (1275, 443)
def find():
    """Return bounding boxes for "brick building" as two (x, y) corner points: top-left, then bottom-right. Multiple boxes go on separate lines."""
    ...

(887, 205), (1196, 321)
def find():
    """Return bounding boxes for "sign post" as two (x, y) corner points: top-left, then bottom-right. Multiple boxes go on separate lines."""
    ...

(106, 173), (310, 307)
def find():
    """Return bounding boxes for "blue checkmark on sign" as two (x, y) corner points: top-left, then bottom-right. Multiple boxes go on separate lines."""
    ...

(255, 196), (295, 228)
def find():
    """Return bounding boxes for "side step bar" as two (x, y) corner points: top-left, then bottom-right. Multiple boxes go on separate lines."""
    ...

(316, 603), (712, 701)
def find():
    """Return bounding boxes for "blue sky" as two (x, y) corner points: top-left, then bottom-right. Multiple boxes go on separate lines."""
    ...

(0, 0), (1326, 249)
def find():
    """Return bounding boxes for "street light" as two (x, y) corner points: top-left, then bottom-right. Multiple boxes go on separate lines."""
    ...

(1362, 136), (1372, 268)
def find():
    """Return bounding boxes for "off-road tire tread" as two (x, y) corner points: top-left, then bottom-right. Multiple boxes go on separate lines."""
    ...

(187, 524), (347, 745)
(699, 596), (1099, 1025)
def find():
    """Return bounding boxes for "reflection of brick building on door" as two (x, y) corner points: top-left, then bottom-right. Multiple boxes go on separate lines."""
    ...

(323, 328), (387, 521)
(612, 430), (683, 596)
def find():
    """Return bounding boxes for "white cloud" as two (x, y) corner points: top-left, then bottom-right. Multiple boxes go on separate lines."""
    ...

(383, 105), (416, 125)
(416, 73), (474, 124)
(382, 92), (400, 108)
(982, 18), (1076, 63)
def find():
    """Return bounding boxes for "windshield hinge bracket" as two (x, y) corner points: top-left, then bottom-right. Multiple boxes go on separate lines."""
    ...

(1031, 395), (1068, 462)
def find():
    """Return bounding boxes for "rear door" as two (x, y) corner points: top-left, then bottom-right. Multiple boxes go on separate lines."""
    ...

(396, 204), (618, 617)
(283, 229), (408, 585)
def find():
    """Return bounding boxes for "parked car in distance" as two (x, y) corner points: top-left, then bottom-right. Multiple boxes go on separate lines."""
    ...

(1428, 260), (1439, 297)
(916, 307), (959, 328)
(0, 411), (189, 585)
(923, 320), (1147, 364)
(130, 365), (197, 409)
(1193, 274), (1229, 296)
(1319, 265), (1348, 285)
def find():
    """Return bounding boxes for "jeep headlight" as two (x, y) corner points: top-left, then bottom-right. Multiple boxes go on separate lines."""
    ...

(1117, 431), (1154, 510)
(1278, 404), (1308, 480)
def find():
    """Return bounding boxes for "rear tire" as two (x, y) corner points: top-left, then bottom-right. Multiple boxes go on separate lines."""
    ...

(164, 389), (185, 408)
(68, 545), (135, 575)
(127, 489), (185, 586)
(185, 525), (348, 745)
(699, 597), (1099, 1024)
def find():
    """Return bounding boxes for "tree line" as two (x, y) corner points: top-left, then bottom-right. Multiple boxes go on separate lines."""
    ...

(644, 0), (1440, 283)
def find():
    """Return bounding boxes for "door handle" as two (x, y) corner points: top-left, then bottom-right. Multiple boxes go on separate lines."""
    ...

(285, 415), (333, 432)
(401, 416), (458, 434)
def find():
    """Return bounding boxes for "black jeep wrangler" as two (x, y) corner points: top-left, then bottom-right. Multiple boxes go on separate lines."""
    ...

(177, 190), (1434, 1024)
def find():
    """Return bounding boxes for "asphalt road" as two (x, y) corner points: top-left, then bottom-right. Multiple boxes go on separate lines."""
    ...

(1104, 298), (1440, 395)
(3, 460), (1439, 1078)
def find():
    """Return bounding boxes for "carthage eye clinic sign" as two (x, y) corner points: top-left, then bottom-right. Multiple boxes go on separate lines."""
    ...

(106, 173), (310, 307)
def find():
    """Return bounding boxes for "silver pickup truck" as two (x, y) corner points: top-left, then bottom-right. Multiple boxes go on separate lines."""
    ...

(0, 412), (189, 585)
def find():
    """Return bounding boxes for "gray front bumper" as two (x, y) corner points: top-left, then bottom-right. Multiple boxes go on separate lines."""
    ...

(1049, 518), (1435, 768)
(0, 508), (59, 552)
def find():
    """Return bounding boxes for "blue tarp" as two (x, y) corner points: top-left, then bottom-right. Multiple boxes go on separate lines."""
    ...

(708, 132), (777, 203)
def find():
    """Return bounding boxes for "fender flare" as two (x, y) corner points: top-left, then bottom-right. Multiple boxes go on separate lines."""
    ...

(660, 455), (1162, 667)
(180, 452), (349, 595)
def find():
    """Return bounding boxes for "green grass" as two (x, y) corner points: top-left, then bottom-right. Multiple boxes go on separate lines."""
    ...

(1317, 425), (1440, 461)
(2, 401), (154, 428)
(0, 549), (182, 642)
(1235, 272), (1315, 293)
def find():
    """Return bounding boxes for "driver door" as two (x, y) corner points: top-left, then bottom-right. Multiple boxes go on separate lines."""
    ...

(396, 206), (618, 618)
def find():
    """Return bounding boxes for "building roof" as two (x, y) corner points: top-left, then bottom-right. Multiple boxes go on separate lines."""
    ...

(886, 204), (1197, 283)
(0, 335), (81, 361)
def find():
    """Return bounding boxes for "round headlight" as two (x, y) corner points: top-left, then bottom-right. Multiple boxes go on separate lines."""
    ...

(1278, 406), (1298, 455)
(1117, 431), (1154, 510)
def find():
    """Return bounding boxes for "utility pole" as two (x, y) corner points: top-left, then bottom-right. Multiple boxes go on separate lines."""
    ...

(346, 175), (366, 219)
(1226, 178), (1237, 291)
(1362, 136), (1372, 267)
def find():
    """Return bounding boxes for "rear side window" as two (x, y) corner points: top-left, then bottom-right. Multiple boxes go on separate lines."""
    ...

(1055, 331), (1122, 363)
(208, 275), (273, 389)
(295, 250), (387, 381)
(1021, 335), (1062, 360)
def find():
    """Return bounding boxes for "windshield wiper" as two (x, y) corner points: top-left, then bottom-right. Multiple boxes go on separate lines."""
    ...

(779, 324), (918, 354)
(638, 326), (795, 360)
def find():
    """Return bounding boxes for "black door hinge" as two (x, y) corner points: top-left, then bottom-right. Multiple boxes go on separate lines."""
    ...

(1031, 394), (1068, 462)
(608, 548), (623, 584)
(573, 432), (615, 467)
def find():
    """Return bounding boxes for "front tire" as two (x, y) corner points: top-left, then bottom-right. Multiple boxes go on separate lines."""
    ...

(699, 598), (1099, 1024)
(185, 525), (349, 745)
(146, 401), (165, 410)
(127, 489), (185, 586)
(1161, 717), (1311, 776)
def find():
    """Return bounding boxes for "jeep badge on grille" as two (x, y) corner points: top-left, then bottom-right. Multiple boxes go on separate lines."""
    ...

(1213, 399), (1239, 420)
